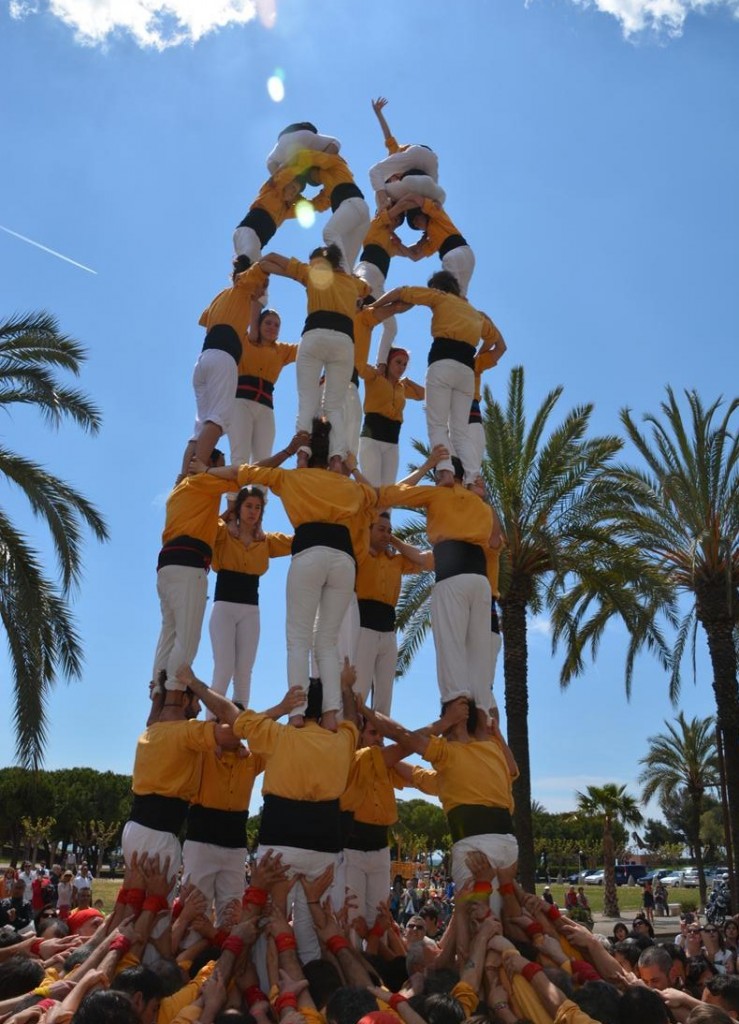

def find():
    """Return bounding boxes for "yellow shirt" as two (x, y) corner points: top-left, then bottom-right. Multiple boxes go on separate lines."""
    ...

(423, 735), (517, 814)
(131, 721), (217, 800)
(361, 209), (402, 257)
(161, 475), (235, 551)
(474, 347), (499, 401)
(340, 745), (405, 825)
(284, 257), (369, 319)
(397, 287), (498, 349)
(233, 715), (358, 801)
(384, 134), (408, 155)
(237, 466), (377, 559)
(356, 547), (420, 606)
(415, 198), (465, 258)
(378, 483), (493, 547)
(237, 338), (298, 383)
(199, 265), (268, 334)
(211, 523), (292, 575)
(451, 982), (479, 1019)
(289, 150), (357, 194)
(191, 747), (265, 812)
(158, 962), (215, 1024)
(360, 367), (424, 424)
(250, 169), (300, 228)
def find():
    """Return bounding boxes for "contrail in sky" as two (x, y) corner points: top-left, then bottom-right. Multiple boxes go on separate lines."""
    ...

(0, 224), (97, 275)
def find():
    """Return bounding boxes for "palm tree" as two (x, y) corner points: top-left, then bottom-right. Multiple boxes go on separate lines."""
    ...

(638, 713), (719, 908)
(0, 312), (108, 768)
(605, 389), (739, 898)
(394, 367), (664, 890)
(575, 784), (643, 918)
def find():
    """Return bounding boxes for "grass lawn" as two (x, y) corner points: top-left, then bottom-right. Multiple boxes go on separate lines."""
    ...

(91, 878), (124, 915)
(535, 883), (701, 916)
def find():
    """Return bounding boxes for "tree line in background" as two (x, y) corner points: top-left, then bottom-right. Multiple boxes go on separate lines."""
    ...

(1, 314), (737, 909)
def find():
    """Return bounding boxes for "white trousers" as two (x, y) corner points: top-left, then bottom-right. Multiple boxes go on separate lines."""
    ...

(451, 832), (519, 916)
(232, 225), (262, 263)
(344, 381), (362, 460)
(468, 421), (485, 478)
(228, 399), (276, 465)
(323, 197), (370, 272)
(488, 630), (502, 715)
(256, 844), (342, 965)
(209, 600), (260, 708)
(355, 627), (398, 715)
(267, 131), (340, 175)
(369, 145), (440, 191)
(382, 176), (446, 207)
(122, 821), (181, 886)
(296, 328), (354, 459)
(337, 593), (360, 665)
(181, 840), (246, 925)
(345, 846), (391, 926)
(431, 574), (492, 705)
(358, 437), (400, 486)
(192, 349), (237, 436)
(442, 245), (475, 298)
(287, 548), (355, 713)
(153, 565), (208, 691)
(425, 360), (478, 480)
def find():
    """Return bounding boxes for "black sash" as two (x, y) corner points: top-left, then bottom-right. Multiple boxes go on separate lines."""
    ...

(303, 311), (354, 340)
(130, 794), (189, 835)
(359, 243), (391, 278)
(186, 806), (249, 848)
(469, 398), (482, 424)
(447, 804), (514, 843)
(202, 324), (242, 363)
(292, 522), (355, 562)
(260, 794), (342, 853)
(237, 207), (277, 247)
(358, 598), (396, 632)
(439, 233), (468, 258)
(236, 375), (275, 409)
(428, 337), (475, 369)
(433, 540), (486, 583)
(360, 412), (401, 444)
(214, 570), (260, 605)
(345, 819), (389, 852)
(157, 536), (212, 571)
(330, 181), (364, 212)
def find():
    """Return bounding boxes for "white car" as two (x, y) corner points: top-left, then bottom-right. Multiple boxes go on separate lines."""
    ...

(660, 870), (685, 887)
(584, 869), (605, 885)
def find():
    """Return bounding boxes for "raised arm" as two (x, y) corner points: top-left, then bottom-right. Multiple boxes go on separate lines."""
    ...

(395, 444), (449, 486)
(360, 704), (429, 758)
(478, 313), (507, 359)
(371, 96), (394, 145)
(389, 535), (434, 571)
(258, 252), (291, 276)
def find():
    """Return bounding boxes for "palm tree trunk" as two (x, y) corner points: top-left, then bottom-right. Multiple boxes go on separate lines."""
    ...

(700, 607), (739, 907)
(603, 822), (620, 918)
(501, 584), (535, 892)
(689, 789), (708, 909)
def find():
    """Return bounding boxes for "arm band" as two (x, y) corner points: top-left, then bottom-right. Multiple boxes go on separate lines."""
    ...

(274, 994), (298, 1013)
(369, 923), (385, 937)
(30, 939), (43, 957)
(546, 904), (561, 921)
(245, 987), (269, 1007)
(222, 935), (245, 956)
(326, 935), (350, 955)
(243, 886), (269, 908)
(110, 935), (132, 953)
(389, 994), (408, 1011)
(212, 929), (229, 948)
(275, 932), (298, 953)
(522, 962), (543, 983)
(473, 881), (492, 896)
(525, 922), (544, 938)
(499, 882), (515, 896)
(142, 894), (169, 915)
(126, 888), (146, 913)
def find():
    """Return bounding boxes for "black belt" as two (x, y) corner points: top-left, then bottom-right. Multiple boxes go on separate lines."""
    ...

(447, 804), (514, 843)
(360, 411), (401, 444)
(186, 806), (249, 848)
(214, 570), (260, 605)
(130, 794), (189, 835)
(439, 233), (468, 258)
(359, 243), (391, 279)
(237, 207), (277, 247)
(401, 167), (430, 178)
(260, 794), (342, 853)
(434, 540), (486, 583)
(469, 398), (482, 424)
(351, 367), (359, 387)
(491, 597), (500, 635)
(202, 324), (242, 363)
(157, 535), (212, 571)
(358, 598), (396, 632)
(292, 522), (355, 563)
(303, 310), (354, 341)
(345, 819), (389, 852)
(330, 181), (364, 212)
(428, 337), (475, 369)
(236, 375), (275, 409)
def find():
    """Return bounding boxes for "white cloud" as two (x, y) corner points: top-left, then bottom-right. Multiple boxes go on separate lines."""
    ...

(529, 614), (552, 637)
(8, 0), (276, 50)
(570, 0), (739, 38)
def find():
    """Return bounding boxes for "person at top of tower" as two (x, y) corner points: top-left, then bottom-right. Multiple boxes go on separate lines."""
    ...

(368, 97), (445, 209)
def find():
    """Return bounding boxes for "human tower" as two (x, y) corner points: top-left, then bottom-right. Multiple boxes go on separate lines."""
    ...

(124, 98), (515, 959)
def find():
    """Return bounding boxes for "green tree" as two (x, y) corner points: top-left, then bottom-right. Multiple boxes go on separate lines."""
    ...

(638, 712), (719, 907)
(606, 389), (739, 897)
(0, 312), (108, 768)
(395, 367), (660, 889)
(575, 784), (643, 918)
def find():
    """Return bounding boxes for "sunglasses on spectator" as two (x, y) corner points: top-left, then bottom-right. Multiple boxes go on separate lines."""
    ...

(406, 923), (424, 930)
(40, 911), (58, 919)
(687, 928), (702, 934)
(702, 928), (718, 934)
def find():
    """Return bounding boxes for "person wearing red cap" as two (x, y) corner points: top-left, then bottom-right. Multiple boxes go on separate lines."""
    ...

(67, 905), (104, 938)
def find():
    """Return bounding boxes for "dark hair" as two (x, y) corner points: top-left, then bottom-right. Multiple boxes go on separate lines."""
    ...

(638, 944), (673, 974)
(0, 956), (45, 999)
(705, 975), (739, 1012)
(73, 991), (139, 1024)
(423, 967), (460, 995)
(428, 270), (461, 296)
(422, 994), (464, 1024)
(234, 486), (265, 527)
(440, 697), (476, 736)
(384, 347), (410, 378)
(62, 945), (95, 973)
(309, 243), (344, 271)
(305, 679), (323, 721)
(308, 417), (331, 469)
(686, 1005), (734, 1024)
(232, 254), (252, 281)
(0, 933), (23, 950)
(214, 1014), (257, 1024)
(419, 904), (439, 921)
(303, 959), (343, 1010)
(325, 985), (378, 1024)
(612, 922), (629, 940)
(209, 447), (225, 467)
(405, 208), (424, 230)
(660, 941), (687, 965)
(364, 953), (408, 994)
(571, 981), (621, 1024)
(543, 967), (574, 999)
(686, 956), (719, 996)
(149, 958), (187, 997)
(279, 122), (318, 138)
(613, 940), (641, 968)
(258, 307), (281, 337)
(617, 986), (669, 1024)
(112, 966), (163, 1003)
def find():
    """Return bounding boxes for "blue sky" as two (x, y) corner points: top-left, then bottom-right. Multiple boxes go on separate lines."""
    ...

(1, 0), (738, 826)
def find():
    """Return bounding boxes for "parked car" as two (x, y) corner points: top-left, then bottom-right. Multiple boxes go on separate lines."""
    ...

(582, 865), (647, 886)
(683, 869), (700, 888)
(638, 869), (673, 887)
(583, 869), (605, 885)
(660, 870), (685, 887)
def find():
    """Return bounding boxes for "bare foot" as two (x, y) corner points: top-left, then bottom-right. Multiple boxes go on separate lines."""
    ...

(288, 714), (305, 729)
(321, 710), (338, 732)
(297, 449), (310, 469)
